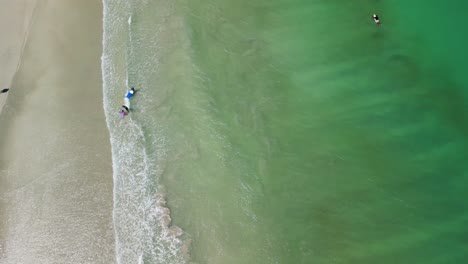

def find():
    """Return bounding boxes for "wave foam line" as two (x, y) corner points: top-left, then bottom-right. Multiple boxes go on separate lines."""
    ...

(101, 1), (189, 263)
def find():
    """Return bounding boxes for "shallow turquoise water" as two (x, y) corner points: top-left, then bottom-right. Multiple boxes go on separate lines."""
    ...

(103, 0), (468, 263)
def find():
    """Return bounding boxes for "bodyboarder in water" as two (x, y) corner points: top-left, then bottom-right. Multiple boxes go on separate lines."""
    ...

(119, 87), (136, 118)
(372, 14), (381, 26)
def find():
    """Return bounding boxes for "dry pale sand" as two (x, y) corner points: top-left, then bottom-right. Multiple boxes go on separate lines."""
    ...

(0, 0), (115, 263)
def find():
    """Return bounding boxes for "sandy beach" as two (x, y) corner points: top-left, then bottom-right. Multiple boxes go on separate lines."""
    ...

(0, 0), (36, 113)
(0, 0), (115, 263)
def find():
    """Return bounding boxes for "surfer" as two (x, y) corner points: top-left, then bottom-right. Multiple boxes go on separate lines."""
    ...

(372, 14), (381, 26)
(118, 87), (136, 118)
(1, 88), (9, 94)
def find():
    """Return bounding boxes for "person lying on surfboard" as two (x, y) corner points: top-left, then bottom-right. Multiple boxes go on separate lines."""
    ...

(119, 87), (135, 118)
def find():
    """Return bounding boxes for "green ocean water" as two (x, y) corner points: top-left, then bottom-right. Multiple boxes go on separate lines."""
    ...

(105, 0), (468, 263)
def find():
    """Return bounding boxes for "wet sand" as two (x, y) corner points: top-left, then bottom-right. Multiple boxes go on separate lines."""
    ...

(0, 0), (115, 263)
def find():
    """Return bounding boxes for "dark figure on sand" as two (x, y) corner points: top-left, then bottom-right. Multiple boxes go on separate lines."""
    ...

(1, 88), (9, 94)
(373, 14), (381, 26)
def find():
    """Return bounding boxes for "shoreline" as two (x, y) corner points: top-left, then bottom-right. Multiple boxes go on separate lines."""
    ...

(0, 0), (115, 262)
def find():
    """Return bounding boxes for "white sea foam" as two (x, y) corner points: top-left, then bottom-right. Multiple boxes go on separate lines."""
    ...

(101, 1), (188, 263)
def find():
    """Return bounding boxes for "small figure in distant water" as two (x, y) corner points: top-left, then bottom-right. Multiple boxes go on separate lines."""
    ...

(1, 88), (9, 94)
(372, 14), (381, 26)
